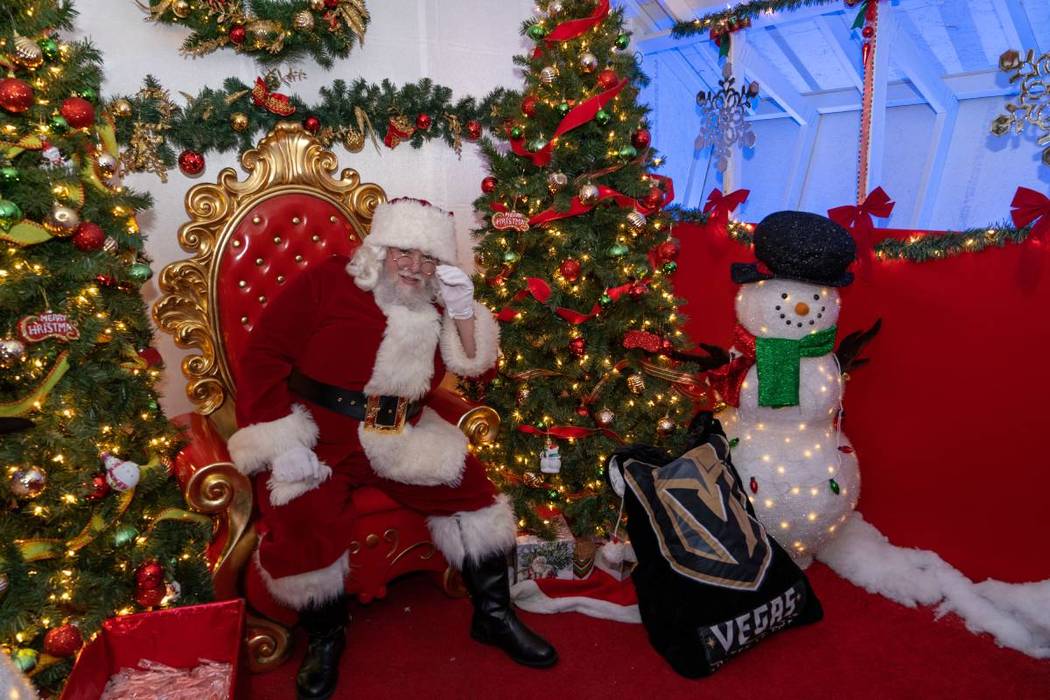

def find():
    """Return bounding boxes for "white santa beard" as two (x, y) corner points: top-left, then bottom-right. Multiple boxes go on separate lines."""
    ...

(374, 268), (437, 312)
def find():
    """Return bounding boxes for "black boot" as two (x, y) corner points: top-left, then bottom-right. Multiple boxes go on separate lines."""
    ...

(296, 595), (349, 700)
(461, 552), (558, 668)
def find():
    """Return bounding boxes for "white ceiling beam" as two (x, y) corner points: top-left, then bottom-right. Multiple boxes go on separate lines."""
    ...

(912, 103), (958, 228)
(734, 32), (818, 126)
(990, 0), (1025, 53)
(883, 8), (954, 114)
(815, 15), (863, 91)
(658, 0), (698, 23)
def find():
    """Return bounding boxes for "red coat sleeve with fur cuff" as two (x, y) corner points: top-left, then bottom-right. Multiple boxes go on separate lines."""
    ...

(227, 267), (322, 475)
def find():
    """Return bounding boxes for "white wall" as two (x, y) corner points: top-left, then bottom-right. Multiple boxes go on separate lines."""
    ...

(70, 0), (535, 417)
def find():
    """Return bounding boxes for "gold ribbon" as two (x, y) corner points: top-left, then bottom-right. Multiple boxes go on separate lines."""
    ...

(0, 352), (69, 418)
(0, 221), (52, 247)
(640, 359), (706, 386)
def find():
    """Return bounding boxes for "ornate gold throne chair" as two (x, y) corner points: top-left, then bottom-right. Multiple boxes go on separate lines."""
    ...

(153, 122), (499, 671)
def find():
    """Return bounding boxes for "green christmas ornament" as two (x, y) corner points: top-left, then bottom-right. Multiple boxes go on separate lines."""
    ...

(0, 199), (22, 230)
(78, 87), (98, 103)
(619, 145), (638, 159)
(13, 648), (38, 672)
(527, 24), (547, 40)
(128, 262), (153, 282)
(599, 293), (612, 306)
(39, 37), (60, 61)
(0, 166), (19, 184)
(49, 114), (69, 133)
(557, 102), (570, 116)
(113, 524), (139, 546)
(510, 126), (524, 140)
(662, 261), (678, 274)
(528, 137), (547, 152)
(595, 109), (611, 126)
(502, 251), (520, 263)
(607, 244), (628, 256)
(148, 399), (159, 411)
(615, 33), (630, 50)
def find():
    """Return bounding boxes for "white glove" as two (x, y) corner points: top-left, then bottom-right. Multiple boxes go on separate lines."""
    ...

(271, 445), (326, 482)
(435, 264), (475, 320)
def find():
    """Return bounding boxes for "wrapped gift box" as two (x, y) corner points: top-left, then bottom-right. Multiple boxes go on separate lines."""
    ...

(60, 599), (244, 700)
(514, 514), (575, 583)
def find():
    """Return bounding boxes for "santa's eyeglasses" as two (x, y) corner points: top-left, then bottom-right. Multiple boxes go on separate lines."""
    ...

(390, 248), (438, 276)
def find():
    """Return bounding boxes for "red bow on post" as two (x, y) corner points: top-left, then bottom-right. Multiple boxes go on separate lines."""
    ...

(703, 188), (750, 226)
(1010, 187), (1050, 242)
(827, 187), (895, 238)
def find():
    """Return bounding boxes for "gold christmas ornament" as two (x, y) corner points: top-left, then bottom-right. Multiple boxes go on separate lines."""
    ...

(548, 2), (564, 15)
(579, 52), (599, 73)
(45, 204), (80, 236)
(595, 407), (615, 427)
(626, 211), (646, 233)
(656, 416), (676, 436)
(308, 0), (327, 11)
(172, 0), (191, 18)
(103, 236), (119, 253)
(95, 152), (120, 178)
(111, 98), (133, 118)
(230, 112), (250, 132)
(627, 374), (645, 394)
(578, 183), (600, 206)
(292, 10), (316, 30)
(10, 466), (48, 499)
(343, 128), (365, 153)
(547, 171), (568, 193)
(540, 66), (559, 85)
(14, 36), (44, 69)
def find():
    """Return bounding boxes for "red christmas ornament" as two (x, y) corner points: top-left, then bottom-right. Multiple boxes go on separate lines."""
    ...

(597, 69), (619, 90)
(415, 113), (432, 131)
(135, 586), (166, 608)
(72, 222), (105, 252)
(660, 338), (673, 353)
(0, 78), (33, 114)
(631, 128), (651, 150)
(559, 258), (581, 282)
(135, 560), (164, 589)
(861, 25), (875, 39)
(521, 95), (538, 117)
(628, 282), (647, 300)
(575, 405), (590, 417)
(44, 625), (83, 658)
(229, 24), (247, 45)
(86, 473), (110, 500)
(324, 0), (340, 7)
(656, 240), (678, 263)
(302, 114), (321, 133)
(481, 176), (497, 194)
(177, 149), (205, 176)
(60, 97), (95, 128)
(644, 186), (663, 208)
(466, 119), (482, 140)
(95, 274), (115, 287)
(568, 337), (586, 356)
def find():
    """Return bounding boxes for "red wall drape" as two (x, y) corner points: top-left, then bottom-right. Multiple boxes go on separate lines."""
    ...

(673, 221), (1050, 583)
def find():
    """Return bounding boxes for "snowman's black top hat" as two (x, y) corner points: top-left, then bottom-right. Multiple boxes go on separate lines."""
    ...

(731, 210), (856, 287)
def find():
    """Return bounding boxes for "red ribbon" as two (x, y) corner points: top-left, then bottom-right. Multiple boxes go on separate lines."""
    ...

(827, 187), (895, 238)
(518, 423), (623, 444)
(510, 79), (628, 167)
(496, 174), (675, 230)
(702, 325), (755, 407)
(1010, 187), (1050, 242)
(703, 188), (750, 223)
(544, 0), (610, 43)
(496, 279), (635, 325)
(251, 78), (296, 117)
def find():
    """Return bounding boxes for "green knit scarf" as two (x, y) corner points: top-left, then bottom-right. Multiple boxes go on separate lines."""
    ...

(754, 326), (837, 408)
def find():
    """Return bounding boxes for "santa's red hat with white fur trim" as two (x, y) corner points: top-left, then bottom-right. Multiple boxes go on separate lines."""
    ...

(367, 197), (458, 264)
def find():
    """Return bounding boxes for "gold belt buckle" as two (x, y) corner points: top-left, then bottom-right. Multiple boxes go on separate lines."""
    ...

(364, 395), (408, 433)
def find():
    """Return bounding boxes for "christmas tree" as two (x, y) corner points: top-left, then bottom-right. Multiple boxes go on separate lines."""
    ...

(0, 1), (211, 691)
(469, 0), (700, 537)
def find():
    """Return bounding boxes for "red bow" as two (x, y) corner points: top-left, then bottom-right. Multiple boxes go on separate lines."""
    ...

(1010, 187), (1050, 242)
(703, 188), (750, 222)
(544, 0), (610, 43)
(702, 325), (755, 407)
(251, 78), (296, 117)
(518, 423), (623, 444)
(827, 187), (894, 238)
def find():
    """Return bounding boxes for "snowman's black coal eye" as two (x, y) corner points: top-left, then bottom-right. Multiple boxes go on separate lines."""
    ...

(781, 293), (788, 300)
(813, 294), (819, 301)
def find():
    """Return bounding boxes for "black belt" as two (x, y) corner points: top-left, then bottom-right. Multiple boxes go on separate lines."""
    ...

(288, 369), (420, 432)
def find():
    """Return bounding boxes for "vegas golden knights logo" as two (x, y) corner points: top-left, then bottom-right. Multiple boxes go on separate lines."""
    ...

(624, 440), (772, 590)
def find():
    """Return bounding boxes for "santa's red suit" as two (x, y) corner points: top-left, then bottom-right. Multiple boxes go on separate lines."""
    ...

(226, 204), (512, 611)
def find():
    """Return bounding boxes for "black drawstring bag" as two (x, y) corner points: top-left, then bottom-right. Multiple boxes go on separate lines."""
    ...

(606, 412), (823, 678)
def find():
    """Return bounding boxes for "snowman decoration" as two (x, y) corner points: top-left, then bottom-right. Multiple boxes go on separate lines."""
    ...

(716, 211), (860, 567)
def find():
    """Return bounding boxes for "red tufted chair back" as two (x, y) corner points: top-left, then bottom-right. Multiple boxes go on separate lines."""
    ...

(218, 194), (361, 387)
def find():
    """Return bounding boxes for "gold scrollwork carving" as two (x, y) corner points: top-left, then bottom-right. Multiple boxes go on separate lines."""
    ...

(245, 612), (292, 672)
(153, 121), (385, 417)
(457, 405), (501, 446)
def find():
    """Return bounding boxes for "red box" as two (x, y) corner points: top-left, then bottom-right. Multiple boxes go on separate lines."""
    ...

(60, 599), (244, 700)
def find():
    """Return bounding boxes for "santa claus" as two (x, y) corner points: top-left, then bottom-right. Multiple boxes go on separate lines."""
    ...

(227, 198), (557, 699)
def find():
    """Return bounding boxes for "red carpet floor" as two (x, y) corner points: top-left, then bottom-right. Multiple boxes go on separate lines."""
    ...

(244, 563), (1050, 699)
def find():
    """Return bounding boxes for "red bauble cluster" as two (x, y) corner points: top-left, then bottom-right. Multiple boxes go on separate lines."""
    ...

(415, 113), (432, 131)
(60, 97), (95, 128)
(302, 114), (321, 133)
(627, 282), (647, 300)
(559, 258), (581, 282)
(631, 128), (651, 150)
(568, 337), (586, 356)
(134, 560), (166, 608)
(72, 222), (105, 252)
(481, 176), (497, 194)
(465, 119), (482, 140)
(0, 78), (33, 114)
(229, 24), (247, 45)
(44, 624), (83, 658)
(521, 95), (538, 117)
(86, 473), (110, 501)
(655, 240), (678, 263)
(178, 149), (205, 176)
(596, 69), (619, 90)
(643, 186), (663, 208)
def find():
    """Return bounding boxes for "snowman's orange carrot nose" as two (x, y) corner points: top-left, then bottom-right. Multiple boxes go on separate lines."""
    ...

(795, 302), (810, 316)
